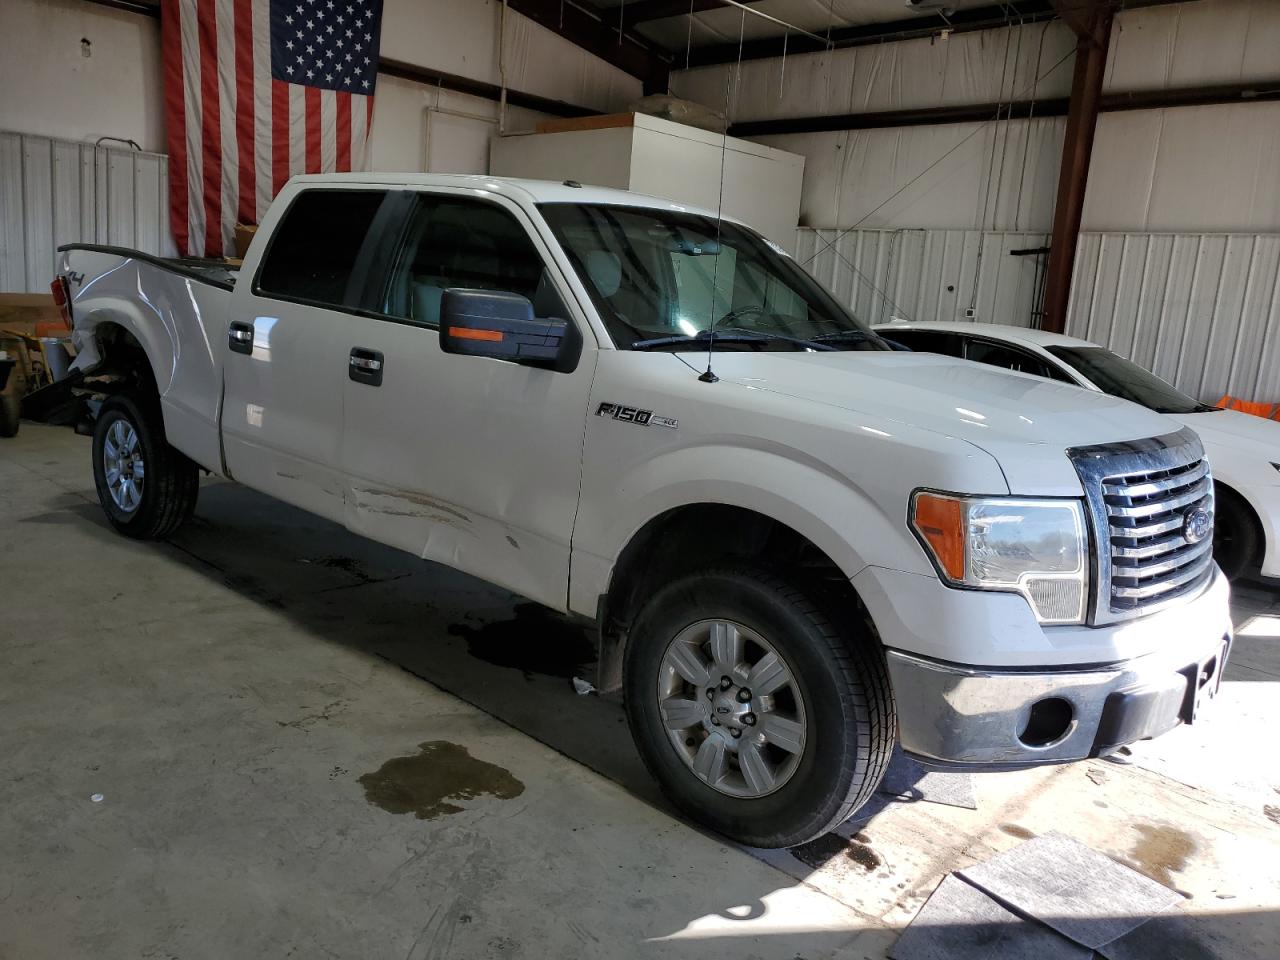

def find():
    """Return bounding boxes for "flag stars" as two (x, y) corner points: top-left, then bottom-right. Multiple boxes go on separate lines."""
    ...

(285, 40), (294, 49)
(306, 69), (314, 78)
(305, 18), (313, 28)
(285, 15), (293, 24)
(361, 79), (370, 89)
(326, 24), (334, 33)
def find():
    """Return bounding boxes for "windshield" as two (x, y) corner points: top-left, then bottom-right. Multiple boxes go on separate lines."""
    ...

(1046, 346), (1215, 414)
(539, 203), (888, 352)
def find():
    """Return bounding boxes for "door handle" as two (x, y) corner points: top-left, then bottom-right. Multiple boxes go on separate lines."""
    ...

(229, 320), (254, 355)
(349, 347), (384, 386)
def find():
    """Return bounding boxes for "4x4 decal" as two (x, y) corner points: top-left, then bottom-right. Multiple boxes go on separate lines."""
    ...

(596, 402), (678, 430)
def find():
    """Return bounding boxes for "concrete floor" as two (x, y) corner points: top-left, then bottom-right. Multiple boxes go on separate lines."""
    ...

(2, 422), (1278, 958)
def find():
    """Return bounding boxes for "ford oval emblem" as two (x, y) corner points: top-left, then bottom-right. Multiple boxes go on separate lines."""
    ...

(1182, 506), (1212, 545)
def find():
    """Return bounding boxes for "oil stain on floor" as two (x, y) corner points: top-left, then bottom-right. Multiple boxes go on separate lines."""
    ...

(789, 831), (883, 872)
(1124, 822), (1196, 888)
(359, 741), (525, 820)
(448, 603), (596, 680)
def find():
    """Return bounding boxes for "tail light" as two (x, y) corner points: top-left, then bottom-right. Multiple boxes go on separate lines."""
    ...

(50, 276), (73, 329)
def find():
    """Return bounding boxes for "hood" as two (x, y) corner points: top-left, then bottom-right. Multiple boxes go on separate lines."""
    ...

(708, 350), (1176, 495)
(1171, 408), (1280, 460)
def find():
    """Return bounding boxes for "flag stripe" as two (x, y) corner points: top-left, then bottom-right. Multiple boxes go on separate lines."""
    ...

(320, 89), (336, 174)
(251, 0), (273, 220)
(180, 0), (206, 257)
(197, 0), (222, 256)
(215, 0), (238, 256)
(288, 82), (306, 178)
(162, 0), (190, 255)
(304, 85), (321, 174)
(271, 79), (290, 198)
(336, 93), (351, 172)
(234, 0), (256, 226)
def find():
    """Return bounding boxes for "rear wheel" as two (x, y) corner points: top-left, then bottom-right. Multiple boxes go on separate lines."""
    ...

(1213, 484), (1259, 581)
(92, 395), (199, 539)
(624, 566), (895, 848)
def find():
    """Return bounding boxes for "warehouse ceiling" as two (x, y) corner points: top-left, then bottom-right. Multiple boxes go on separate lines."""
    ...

(587, 0), (999, 49)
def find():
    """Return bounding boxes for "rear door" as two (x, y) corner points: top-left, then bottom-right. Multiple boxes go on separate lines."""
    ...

(335, 189), (598, 610)
(222, 186), (392, 522)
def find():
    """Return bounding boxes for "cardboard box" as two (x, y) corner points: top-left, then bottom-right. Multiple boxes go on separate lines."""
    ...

(0, 293), (61, 337)
(233, 223), (258, 259)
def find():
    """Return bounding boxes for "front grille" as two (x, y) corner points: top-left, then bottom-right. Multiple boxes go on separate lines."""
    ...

(1068, 427), (1213, 624)
(1103, 458), (1214, 613)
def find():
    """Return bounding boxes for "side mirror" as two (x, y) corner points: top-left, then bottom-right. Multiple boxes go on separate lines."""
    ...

(439, 288), (581, 373)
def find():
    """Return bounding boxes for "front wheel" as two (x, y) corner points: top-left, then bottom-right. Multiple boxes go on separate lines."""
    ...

(1212, 484), (1259, 581)
(624, 566), (896, 848)
(92, 395), (199, 539)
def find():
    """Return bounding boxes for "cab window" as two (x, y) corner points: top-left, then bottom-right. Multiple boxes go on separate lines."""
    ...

(256, 189), (386, 308)
(381, 196), (568, 326)
(884, 330), (965, 357)
(965, 339), (1067, 381)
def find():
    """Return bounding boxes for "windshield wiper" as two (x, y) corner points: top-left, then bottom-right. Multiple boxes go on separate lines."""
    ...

(812, 329), (883, 346)
(630, 328), (835, 352)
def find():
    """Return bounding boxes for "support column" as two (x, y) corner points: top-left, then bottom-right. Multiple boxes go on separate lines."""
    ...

(1042, 1), (1113, 333)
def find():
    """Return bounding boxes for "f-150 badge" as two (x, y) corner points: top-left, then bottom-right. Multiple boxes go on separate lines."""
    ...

(596, 402), (678, 430)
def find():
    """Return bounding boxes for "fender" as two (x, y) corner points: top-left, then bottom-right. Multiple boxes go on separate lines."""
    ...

(63, 249), (230, 474)
(568, 438), (1003, 618)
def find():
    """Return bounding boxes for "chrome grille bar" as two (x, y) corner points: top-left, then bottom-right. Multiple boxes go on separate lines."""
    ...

(1068, 428), (1214, 623)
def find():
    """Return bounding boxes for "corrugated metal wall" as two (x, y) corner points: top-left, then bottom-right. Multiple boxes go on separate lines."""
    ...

(799, 226), (1280, 402)
(1068, 233), (1280, 405)
(796, 228), (1050, 328)
(0, 130), (173, 294)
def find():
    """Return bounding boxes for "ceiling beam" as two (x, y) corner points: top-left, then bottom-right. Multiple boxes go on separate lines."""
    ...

(503, 0), (671, 93)
(683, 0), (1195, 69)
(620, 0), (763, 28)
(726, 80), (1280, 137)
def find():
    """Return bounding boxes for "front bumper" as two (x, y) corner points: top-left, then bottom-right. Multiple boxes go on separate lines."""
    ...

(883, 570), (1234, 768)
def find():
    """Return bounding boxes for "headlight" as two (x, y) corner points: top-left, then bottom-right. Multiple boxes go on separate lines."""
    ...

(910, 492), (1088, 624)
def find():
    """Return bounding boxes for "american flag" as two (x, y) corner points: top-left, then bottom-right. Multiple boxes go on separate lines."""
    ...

(162, 0), (384, 258)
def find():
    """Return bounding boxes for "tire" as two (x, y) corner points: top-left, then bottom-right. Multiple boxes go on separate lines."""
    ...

(624, 565), (896, 848)
(0, 388), (18, 438)
(92, 395), (199, 539)
(1213, 484), (1259, 581)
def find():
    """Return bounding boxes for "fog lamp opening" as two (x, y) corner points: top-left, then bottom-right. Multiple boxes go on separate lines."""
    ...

(1019, 697), (1075, 747)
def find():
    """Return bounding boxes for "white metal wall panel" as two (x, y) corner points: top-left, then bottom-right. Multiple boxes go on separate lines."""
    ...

(801, 226), (1280, 403)
(0, 130), (173, 294)
(796, 227), (1049, 327)
(1067, 233), (1280, 403)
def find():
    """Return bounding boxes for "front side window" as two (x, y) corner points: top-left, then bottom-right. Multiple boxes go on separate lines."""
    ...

(256, 190), (385, 308)
(965, 340), (1065, 381)
(1046, 346), (1214, 413)
(381, 196), (567, 326)
(884, 330), (965, 357)
(539, 203), (888, 353)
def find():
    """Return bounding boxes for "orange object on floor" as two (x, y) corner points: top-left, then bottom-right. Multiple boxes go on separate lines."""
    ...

(1216, 394), (1280, 420)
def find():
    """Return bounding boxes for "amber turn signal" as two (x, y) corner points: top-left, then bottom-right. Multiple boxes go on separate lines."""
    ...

(911, 493), (966, 581)
(448, 326), (504, 342)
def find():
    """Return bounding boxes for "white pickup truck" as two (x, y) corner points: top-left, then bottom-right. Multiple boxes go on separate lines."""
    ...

(57, 174), (1232, 848)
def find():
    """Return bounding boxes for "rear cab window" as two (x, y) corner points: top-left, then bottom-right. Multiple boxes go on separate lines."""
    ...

(255, 189), (386, 309)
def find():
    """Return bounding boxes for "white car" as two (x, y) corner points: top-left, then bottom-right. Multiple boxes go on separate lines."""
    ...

(51, 175), (1232, 848)
(876, 321), (1279, 581)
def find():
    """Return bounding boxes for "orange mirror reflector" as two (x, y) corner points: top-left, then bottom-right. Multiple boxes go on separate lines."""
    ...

(449, 327), (504, 342)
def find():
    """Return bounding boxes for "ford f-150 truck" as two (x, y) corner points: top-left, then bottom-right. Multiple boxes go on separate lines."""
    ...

(56, 174), (1232, 848)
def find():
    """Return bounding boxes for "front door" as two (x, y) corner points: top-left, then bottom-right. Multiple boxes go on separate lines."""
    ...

(337, 190), (598, 610)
